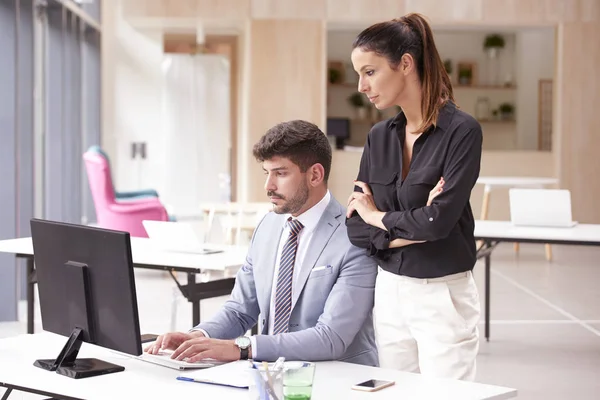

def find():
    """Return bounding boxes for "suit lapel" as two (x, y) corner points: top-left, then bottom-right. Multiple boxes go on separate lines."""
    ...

(291, 199), (342, 309)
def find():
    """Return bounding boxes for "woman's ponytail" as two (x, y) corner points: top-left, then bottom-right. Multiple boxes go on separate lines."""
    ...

(401, 13), (454, 132)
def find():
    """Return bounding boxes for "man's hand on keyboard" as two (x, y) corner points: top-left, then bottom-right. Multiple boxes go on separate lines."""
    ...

(171, 337), (243, 363)
(143, 331), (206, 355)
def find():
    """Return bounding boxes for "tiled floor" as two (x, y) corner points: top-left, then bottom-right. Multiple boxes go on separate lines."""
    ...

(1, 242), (599, 399)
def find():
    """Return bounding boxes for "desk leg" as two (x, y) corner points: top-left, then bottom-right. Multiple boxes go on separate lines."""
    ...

(477, 186), (491, 250)
(545, 244), (553, 261)
(188, 273), (200, 327)
(480, 188), (490, 220)
(1, 387), (13, 400)
(26, 258), (35, 334)
(1, 383), (67, 400)
(485, 249), (491, 342)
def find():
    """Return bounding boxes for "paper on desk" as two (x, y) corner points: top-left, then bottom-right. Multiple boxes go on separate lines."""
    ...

(177, 360), (249, 389)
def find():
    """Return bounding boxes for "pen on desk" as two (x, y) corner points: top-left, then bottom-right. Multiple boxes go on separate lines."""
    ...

(272, 357), (285, 377)
(250, 361), (269, 400)
(262, 361), (279, 400)
(262, 361), (272, 385)
(262, 361), (281, 400)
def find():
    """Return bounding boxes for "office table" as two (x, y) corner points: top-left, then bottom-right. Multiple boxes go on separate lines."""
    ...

(0, 332), (517, 400)
(474, 220), (600, 341)
(0, 237), (248, 334)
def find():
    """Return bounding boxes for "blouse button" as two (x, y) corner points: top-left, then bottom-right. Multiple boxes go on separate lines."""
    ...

(429, 217), (433, 222)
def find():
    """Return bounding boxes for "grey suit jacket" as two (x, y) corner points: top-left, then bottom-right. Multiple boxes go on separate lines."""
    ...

(195, 196), (378, 366)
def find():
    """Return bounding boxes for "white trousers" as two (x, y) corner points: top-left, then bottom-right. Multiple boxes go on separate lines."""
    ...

(374, 268), (480, 381)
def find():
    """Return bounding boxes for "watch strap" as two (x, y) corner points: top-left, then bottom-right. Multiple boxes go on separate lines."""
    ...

(240, 347), (249, 360)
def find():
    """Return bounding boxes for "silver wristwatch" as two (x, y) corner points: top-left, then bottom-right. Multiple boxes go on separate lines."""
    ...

(234, 336), (251, 360)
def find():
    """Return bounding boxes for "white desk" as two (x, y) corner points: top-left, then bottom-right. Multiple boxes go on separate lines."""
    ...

(0, 332), (517, 400)
(476, 176), (557, 190)
(474, 220), (600, 341)
(0, 237), (248, 334)
(0, 237), (248, 272)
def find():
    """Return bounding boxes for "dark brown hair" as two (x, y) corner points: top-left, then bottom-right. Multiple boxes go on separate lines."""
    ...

(352, 13), (454, 133)
(252, 120), (332, 182)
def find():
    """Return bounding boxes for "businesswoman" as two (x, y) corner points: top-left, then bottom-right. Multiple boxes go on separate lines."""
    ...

(345, 13), (482, 381)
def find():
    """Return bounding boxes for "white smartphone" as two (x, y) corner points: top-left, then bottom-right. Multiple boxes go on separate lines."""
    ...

(351, 379), (395, 392)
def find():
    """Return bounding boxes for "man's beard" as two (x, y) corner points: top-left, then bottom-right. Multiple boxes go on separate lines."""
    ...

(267, 182), (309, 215)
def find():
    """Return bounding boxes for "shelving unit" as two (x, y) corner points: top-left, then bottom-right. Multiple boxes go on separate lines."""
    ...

(328, 82), (357, 88)
(478, 119), (516, 123)
(455, 84), (517, 90)
(330, 83), (518, 90)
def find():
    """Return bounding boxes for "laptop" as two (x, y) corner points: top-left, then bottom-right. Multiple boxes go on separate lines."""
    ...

(509, 188), (578, 228)
(142, 220), (223, 254)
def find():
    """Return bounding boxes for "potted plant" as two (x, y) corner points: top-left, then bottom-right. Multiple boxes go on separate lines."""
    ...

(498, 102), (514, 120)
(444, 59), (453, 81)
(483, 34), (505, 57)
(458, 66), (472, 86)
(328, 68), (342, 84)
(483, 34), (505, 85)
(347, 92), (369, 120)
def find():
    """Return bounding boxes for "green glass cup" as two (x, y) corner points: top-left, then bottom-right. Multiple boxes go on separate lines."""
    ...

(283, 362), (316, 400)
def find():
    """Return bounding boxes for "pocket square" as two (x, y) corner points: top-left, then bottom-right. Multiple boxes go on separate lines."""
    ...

(312, 265), (331, 272)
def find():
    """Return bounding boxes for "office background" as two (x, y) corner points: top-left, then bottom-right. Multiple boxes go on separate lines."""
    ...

(2, 0), (598, 324)
(101, 0), (599, 219)
(1, 1), (599, 398)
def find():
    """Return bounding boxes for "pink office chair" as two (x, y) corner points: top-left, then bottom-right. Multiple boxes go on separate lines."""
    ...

(83, 150), (169, 237)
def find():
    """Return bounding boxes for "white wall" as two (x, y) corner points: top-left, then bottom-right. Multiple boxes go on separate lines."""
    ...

(102, 2), (166, 197)
(162, 55), (231, 212)
(516, 28), (555, 150)
(102, 2), (235, 215)
(114, 27), (167, 195)
(327, 30), (360, 62)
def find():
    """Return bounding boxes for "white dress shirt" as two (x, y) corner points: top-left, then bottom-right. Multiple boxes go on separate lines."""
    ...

(250, 190), (331, 358)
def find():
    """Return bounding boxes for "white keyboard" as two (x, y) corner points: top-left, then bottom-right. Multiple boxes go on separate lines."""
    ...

(135, 350), (226, 370)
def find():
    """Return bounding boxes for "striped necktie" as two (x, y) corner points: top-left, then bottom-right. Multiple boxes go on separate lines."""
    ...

(272, 218), (304, 334)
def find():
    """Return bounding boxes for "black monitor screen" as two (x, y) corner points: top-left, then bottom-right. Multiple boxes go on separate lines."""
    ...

(326, 118), (350, 139)
(30, 219), (142, 358)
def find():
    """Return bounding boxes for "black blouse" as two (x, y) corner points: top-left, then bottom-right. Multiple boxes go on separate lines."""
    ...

(345, 102), (482, 279)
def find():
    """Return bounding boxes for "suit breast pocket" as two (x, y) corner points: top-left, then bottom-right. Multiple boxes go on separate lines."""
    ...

(306, 266), (336, 300)
(407, 166), (441, 208)
(308, 266), (333, 280)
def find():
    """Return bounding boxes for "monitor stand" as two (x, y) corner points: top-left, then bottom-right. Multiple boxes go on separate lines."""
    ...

(335, 137), (345, 150)
(34, 327), (124, 379)
(33, 261), (125, 379)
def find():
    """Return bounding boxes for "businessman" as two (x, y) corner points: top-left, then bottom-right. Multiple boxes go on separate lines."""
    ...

(145, 120), (378, 366)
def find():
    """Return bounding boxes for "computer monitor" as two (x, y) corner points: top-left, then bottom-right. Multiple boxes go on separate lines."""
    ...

(30, 218), (142, 379)
(326, 117), (350, 149)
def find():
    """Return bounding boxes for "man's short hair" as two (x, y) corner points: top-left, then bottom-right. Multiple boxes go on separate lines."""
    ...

(252, 120), (332, 182)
